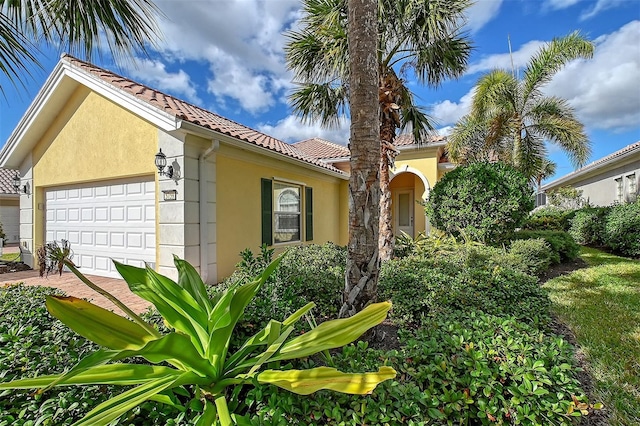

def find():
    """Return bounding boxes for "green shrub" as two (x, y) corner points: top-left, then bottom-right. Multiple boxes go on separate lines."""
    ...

(604, 200), (640, 257)
(240, 312), (590, 425)
(425, 162), (534, 243)
(524, 206), (577, 232)
(219, 243), (346, 335)
(508, 238), (553, 275)
(569, 207), (610, 245)
(0, 285), (192, 425)
(506, 230), (580, 264)
(378, 252), (550, 328)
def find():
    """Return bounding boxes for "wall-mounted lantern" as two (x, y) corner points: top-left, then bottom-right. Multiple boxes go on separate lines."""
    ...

(155, 149), (174, 179)
(12, 172), (29, 194)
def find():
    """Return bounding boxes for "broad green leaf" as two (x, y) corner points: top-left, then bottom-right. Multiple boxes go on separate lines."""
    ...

(0, 365), (182, 389)
(174, 256), (212, 314)
(195, 399), (217, 426)
(208, 256), (282, 372)
(282, 302), (315, 327)
(73, 374), (184, 426)
(114, 262), (209, 354)
(224, 319), (285, 375)
(270, 302), (391, 361)
(112, 333), (218, 379)
(46, 296), (155, 350)
(256, 366), (396, 395)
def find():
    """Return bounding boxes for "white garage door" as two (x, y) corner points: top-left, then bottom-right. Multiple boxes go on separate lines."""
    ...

(0, 205), (20, 243)
(45, 178), (156, 278)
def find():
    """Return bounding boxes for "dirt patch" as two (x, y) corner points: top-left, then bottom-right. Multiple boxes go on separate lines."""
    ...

(538, 257), (588, 281)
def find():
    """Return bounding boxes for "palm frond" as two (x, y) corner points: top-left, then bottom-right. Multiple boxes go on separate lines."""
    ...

(522, 31), (594, 100)
(288, 82), (348, 127)
(471, 70), (518, 120)
(0, 13), (42, 94)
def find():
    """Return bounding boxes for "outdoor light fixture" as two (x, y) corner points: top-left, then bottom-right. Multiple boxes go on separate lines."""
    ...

(12, 172), (28, 194)
(155, 149), (174, 178)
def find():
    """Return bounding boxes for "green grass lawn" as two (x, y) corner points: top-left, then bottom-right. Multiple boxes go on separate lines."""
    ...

(544, 246), (640, 425)
(0, 252), (21, 262)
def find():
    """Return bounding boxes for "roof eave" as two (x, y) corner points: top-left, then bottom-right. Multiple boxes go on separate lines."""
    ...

(542, 147), (640, 191)
(179, 122), (349, 180)
(0, 57), (181, 170)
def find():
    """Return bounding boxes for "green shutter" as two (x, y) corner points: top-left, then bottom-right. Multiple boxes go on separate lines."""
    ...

(305, 186), (313, 241)
(261, 178), (273, 246)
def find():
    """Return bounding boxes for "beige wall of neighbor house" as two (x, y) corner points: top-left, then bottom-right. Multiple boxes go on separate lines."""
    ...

(216, 143), (348, 281)
(29, 88), (158, 265)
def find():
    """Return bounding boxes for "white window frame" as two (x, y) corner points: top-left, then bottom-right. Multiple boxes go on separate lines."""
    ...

(273, 182), (301, 244)
(615, 177), (623, 203)
(626, 173), (637, 201)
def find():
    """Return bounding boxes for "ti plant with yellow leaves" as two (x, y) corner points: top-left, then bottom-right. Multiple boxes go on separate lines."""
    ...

(0, 255), (395, 425)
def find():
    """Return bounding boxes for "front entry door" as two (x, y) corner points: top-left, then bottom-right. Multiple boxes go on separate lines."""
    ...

(395, 190), (414, 237)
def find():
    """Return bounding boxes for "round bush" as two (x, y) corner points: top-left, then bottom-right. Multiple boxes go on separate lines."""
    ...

(426, 162), (534, 242)
(569, 207), (610, 245)
(604, 200), (640, 257)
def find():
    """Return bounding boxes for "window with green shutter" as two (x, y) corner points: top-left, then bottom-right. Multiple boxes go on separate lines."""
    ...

(261, 179), (313, 245)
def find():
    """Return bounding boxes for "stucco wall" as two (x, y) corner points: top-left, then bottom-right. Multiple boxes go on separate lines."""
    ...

(571, 159), (640, 206)
(29, 87), (158, 264)
(216, 143), (348, 281)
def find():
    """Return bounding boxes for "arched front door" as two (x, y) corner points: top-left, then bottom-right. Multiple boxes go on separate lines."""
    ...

(389, 168), (429, 238)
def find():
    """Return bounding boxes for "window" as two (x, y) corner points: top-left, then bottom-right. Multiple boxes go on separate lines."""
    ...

(261, 179), (313, 245)
(615, 177), (623, 203)
(627, 173), (637, 201)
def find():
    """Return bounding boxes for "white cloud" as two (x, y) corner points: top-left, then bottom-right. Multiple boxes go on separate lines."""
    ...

(430, 89), (475, 126)
(150, 0), (300, 114)
(464, 0), (503, 33)
(258, 115), (350, 144)
(466, 40), (545, 75)
(125, 59), (201, 104)
(580, 0), (627, 20)
(545, 20), (640, 131)
(544, 0), (581, 10)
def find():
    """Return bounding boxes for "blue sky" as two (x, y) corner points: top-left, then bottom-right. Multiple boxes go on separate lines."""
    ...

(1, 0), (639, 182)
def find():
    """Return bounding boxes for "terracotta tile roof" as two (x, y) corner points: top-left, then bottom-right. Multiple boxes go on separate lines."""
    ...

(395, 133), (446, 146)
(293, 138), (350, 160)
(61, 54), (342, 174)
(0, 169), (19, 195)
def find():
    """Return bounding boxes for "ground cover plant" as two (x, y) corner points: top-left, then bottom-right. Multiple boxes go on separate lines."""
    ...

(544, 247), (640, 425)
(0, 257), (394, 425)
(2, 241), (604, 425)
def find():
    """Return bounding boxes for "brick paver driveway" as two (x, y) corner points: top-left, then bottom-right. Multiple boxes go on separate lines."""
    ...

(0, 269), (151, 315)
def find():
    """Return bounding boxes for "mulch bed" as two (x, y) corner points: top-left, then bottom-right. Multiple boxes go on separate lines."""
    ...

(0, 261), (32, 274)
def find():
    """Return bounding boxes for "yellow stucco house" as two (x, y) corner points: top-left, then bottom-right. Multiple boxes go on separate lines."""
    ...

(0, 55), (452, 283)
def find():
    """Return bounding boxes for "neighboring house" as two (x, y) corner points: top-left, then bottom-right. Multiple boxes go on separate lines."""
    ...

(0, 169), (20, 244)
(542, 141), (640, 207)
(0, 54), (448, 282)
(294, 135), (452, 238)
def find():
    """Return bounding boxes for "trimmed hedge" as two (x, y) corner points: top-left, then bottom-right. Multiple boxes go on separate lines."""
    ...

(569, 207), (609, 246)
(505, 230), (580, 264)
(604, 200), (640, 257)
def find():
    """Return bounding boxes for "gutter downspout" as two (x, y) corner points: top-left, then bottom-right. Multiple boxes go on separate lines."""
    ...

(199, 140), (219, 283)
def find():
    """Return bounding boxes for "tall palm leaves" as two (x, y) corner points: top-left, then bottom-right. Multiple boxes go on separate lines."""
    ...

(286, 0), (472, 262)
(448, 32), (594, 181)
(0, 0), (161, 91)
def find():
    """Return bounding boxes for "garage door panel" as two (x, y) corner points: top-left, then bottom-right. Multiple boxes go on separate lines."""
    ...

(46, 178), (156, 278)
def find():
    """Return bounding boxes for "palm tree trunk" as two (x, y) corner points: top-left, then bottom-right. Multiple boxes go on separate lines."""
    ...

(379, 120), (395, 261)
(340, 0), (380, 318)
(378, 69), (402, 261)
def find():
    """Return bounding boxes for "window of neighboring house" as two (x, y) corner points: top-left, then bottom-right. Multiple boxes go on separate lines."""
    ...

(261, 179), (313, 245)
(627, 173), (637, 201)
(615, 177), (623, 203)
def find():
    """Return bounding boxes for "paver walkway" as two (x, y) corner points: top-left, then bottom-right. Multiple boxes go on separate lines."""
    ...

(0, 269), (151, 315)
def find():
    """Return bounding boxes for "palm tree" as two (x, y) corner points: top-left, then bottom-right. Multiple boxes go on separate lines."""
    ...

(340, 0), (380, 318)
(1, 0), (161, 92)
(286, 0), (472, 262)
(448, 32), (594, 181)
